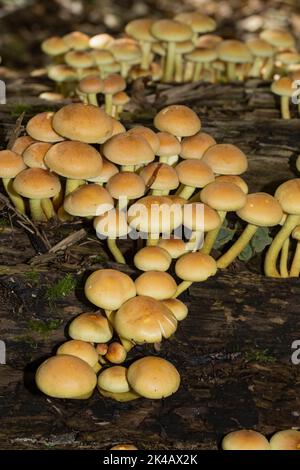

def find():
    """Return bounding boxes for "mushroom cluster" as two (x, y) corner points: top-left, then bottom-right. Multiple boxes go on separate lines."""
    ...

(222, 428), (300, 450)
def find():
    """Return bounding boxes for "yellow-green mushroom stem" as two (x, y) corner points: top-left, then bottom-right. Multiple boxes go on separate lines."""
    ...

(280, 237), (290, 278)
(121, 165), (135, 172)
(146, 236), (159, 246)
(227, 62), (237, 81)
(172, 280), (192, 298)
(178, 184), (196, 200)
(164, 41), (176, 83)
(41, 198), (56, 219)
(105, 93), (113, 116)
(280, 96), (290, 120)
(289, 227), (300, 277)
(65, 178), (85, 196)
(2, 178), (25, 214)
(98, 387), (140, 402)
(107, 238), (126, 264)
(201, 210), (226, 254)
(30, 199), (47, 222)
(217, 224), (258, 269)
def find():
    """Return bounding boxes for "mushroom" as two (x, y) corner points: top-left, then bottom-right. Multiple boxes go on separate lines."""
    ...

(22, 142), (51, 170)
(134, 246), (172, 272)
(26, 112), (64, 143)
(127, 356), (180, 399)
(154, 105), (201, 141)
(162, 298), (188, 321)
(41, 36), (69, 58)
(102, 73), (126, 116)
(175, 159), (215, 199)
(36, 355), (97, 399)
(63, 183), (113, 217)
(78, 75), (103, 106)
(114, 295), (177, 345)
(270, 429), (300, 450)
(109, 38), (142, 79)
(247, 38), (274, 78)
(201, 143), (248, 175)
(87, 157), (119, 186)
(64, 50), (94, 79)
(47, 64), (77, 95)
(290, 226), (300, 277)
(13, 168), (61, 221)
(180, 131), (216, 161)
(84, 269), (136, 323)
(271, 77), (293, 120)
(140, 162), (179, 195)
(157, 237), (187, 259)
(174, 251), (217, 297)
(93, 209), (130, 264)
(0, 149), (26, 213)
(110, 444), (138, 450)
(11, 135), (36, 155)
(89, 33), (114, 50)
(97, 366), (140, 402)
(105, 342), (127, 364)
(173, 40), (195, 83)
(127, 126), (160, 155)
(112, 91), (130, 119)
(56, 339), (100, 373)
(184, 202), (221, 251)
(91, 49), (114, 78)
(68, 311), (113, 344)
(125, 18), (156, 70)
(175, 12), (216, 44)
(63, 31), (90, 51)
(265, 179), (300, 277)
(151, 20), (193, 82)
(217, 40), (252, 82)
(156, 132), (181, 166)
(106, 171), (145, 210)
(222, 430), (271, 450)
(184, 48), (218, 82)
(260, 29), (296, 79)
(217, 193), (283, 269)
(135, 271), (177, 300)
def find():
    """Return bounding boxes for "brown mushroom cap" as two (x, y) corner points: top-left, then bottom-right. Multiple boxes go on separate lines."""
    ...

(200, 181), (247, 211)
(27, 112), (64, 143)
(154, 105), (201, 137)
(271, 77), (293, 97)
(157, 237), (187, 259)
(183, 202), (221, 231)
(109, 118), (126, 137)
(140, 163), (179, 191)
(63, 31), (90, 50)
(125, 18), (156, 42)
(175, 12), (216, 33)
(65, 50), (94, 69)
(180, 132), (216, 160)
(162, 298), (188, 321)
(260, 29), (295, 49)
(215, 175), (248, 194)
(69, 312), (113, 343)
(84, 269), (136, 311)
(185, 47), (218, 63)
(127, 356), (180, 399)
(47, 64), (77, 82)
(102, 73), (126, 95)
(89, 33), (114, 50)
(57, 340), (99, 368)
(110, 444), (138, 450)
(98, 366), (130, 393)
(78, 75), (103, 94)
(127, 126), (160, 154)
(222, 430), (271, 450)
(13, 168), (61, 199)
(270, 429), (300, 450)
(106, 172), (145, 200)
(102, 133), (154, 167)
(135, 271), (177, 300)
(87, 157), (119, 184)
(151, 19), (192, 43)
(23, 142), (51, 169)
(134, 246), (172, 272)
(246, 38), (274, 57)
(94, 208), (130, 239)
(156, 132), (181, 157)
(11, 135), (36, 155)
(52, 103), (113, 144)
(275, 179), (300, 214)
(217, 40), (252, 63)
(109, 38), (142, 62)
(41, 36), (69, 56)
(0, 150), (27, 178)
(64, 184), (113, 217)
(36, 354), (97, 399)
(105, 342), (127, 364)
(196, 34), (223, 49)
(175, 251), (217, 282)
(45, 141), (103, 180)
(91, 49), (114, 66)
(175, 159), (215, 188)
(114, 295), (177, 343)
(202, 143), (248, 175)
(237, 192), (283, 226)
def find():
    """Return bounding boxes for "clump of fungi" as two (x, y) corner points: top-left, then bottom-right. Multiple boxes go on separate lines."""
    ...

(222, 428), (300, 451)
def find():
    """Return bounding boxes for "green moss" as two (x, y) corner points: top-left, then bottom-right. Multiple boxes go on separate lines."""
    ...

(9, 103), (34, 118)
(27, 319), (61, 337)
(23, 269), (40, 284)
(45, 273), (76, 304)
(245, 348), (277, 364)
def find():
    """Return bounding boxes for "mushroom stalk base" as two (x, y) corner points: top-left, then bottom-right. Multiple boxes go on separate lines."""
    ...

(105, 93), (113, 116)
(107, 238), (126, 264)
(281, 96), (290, 120)
(290, 242), (300, 277)
(201, 211), (226, 255)
(2, 178), (25, 214)
(29, 199), (47, 222)
(141, 41), (152, 70)
(41, 198), (56, 220)
(178, 185), (195, 200)
(264, 214), (300, 278)
(280, 237), (290, 278)
(227, 62), (236, 82)
(217, 223), (258, 269)
(88, 93), (98, 107)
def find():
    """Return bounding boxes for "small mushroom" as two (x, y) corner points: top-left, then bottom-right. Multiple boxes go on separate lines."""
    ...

(134, 246), (172, 272)
(271, 77), (293, 120)
(97, 366), (140, 402)
(270, 429), (300, 450)
(68, 312), (113, 344)
(174, 251), (217, 297)
(57, 339), (100, 373)
(135, 271), (177, 300)
(222, 430), (271, 450)
(0, 149), (26, 213)
(105, 342), (127, 364)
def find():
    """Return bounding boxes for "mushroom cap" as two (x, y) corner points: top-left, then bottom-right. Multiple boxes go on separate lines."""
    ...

(57, 340), (99, 368)
(154, 105), (201, 137)
(112, 91), (130, 107)
(260, 29), (295, 49)
(127, 126), (160, 154)
(151, 19), (192, 42)
(109, 38), (141, 62)
(202, 143), (248, 175)
(45, 140), (103, 180)
(162, 298), (188, 321)
(127, 356), (180, 399)
(275, 179), (300, 214)
(175, 12), (216, 33)
(175, 251), (217, 281)
(183, 202), (221, 231)
(246, 38), (274, 57)
(276, 51), (300, 65)
(157, 237), (187, 259)
(63, 31), (90, 50)
(157, 132), (181, 157)
(216, 175), (248, 194)
(52, 103), (112, 144)
(94, 209), (130, 239)
(222, 430), (271, 450)
(64, 184), (113, 217)
(217, 40), (252, 63)
(102, 73), (126, 95)
(91, 49), (114, 65)
(110, 444), (138, 450)
(125, 18), (156, 42)
(65, 50), (94, 68)
(84, 269), (136, 311)
(140, 162), (179, 191)
(185, 47), (218, 63)
(200, 181), (247, 211)
(269, 429), (300, 450)
(78, 75), (103, 94)
(105, 342), (127, 364)
(69, 312), (113, 343)
(237, 192), (283, 226)
(271, 77), (293, 97)
(175, 159), (215, 188)
(180, 132), (216, 160)
(109, 118), (126, 137)
(13, 168), (61, 199)
(134, 246), (172, 272)
(196, 34), (223, 49)
(102, 133), (154, 166)
(87, 157), (119, 184)
(36, 354), (97, 399)
(128, 195), (183, 234)
(0, 149), (26, 178)
(11, 135), (36, 155)
(97, 366), (130, 393)
(89, 33), (114, 50)
(106, 171), (145, 200)
(135, 271), (177, 300)
(47, 64), (77, 82)
(41, 36), (69, 56)
(114, 295), (177, 343)
(23, 142), (51, 169)
(27, 112), (64, 143)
